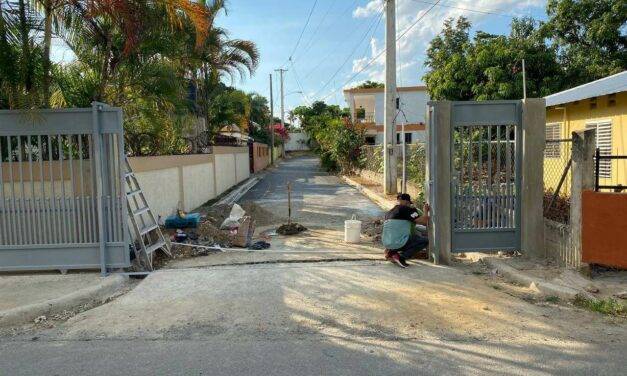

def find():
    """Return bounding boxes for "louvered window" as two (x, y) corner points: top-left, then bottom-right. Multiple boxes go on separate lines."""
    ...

(545, 123), (561, 158)
(586, 121), (612, 178)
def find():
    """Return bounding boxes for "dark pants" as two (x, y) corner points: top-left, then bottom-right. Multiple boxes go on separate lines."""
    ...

(395, 234), (429, 260)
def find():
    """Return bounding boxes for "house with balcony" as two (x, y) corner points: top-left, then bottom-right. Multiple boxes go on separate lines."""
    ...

(344, 85), (430, 145)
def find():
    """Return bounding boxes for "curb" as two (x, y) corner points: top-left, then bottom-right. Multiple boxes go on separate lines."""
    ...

(483, 257), (583, 301)
(0, 274), (128, 328)
(342, 176), (395, 211)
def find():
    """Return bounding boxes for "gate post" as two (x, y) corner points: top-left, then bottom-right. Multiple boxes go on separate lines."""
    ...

(426, 101), (451, 265)
(570, 129), (596, 269)
(520, 99), (546, 258)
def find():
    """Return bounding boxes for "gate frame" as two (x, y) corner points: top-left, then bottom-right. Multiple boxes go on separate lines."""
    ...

(426, 99), (545, 264)
(0, 102), (129, 274)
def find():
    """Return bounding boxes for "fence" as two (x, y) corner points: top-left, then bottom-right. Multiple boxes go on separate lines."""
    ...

(0, 104), (129, 273)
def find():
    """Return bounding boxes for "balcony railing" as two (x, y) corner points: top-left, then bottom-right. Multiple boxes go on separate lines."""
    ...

(356, 111), (375, 124)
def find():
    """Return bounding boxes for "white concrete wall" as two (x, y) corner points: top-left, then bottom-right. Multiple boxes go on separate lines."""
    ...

(214, 153), (236, 196)
(128, 147), (250, 218)
(235, 152), (250, 183)
(285, 132), (310, 151)
(370, 90), (430, 126)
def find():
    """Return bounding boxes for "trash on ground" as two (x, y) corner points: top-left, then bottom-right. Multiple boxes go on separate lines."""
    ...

(165, 211), (201, 229)
(276, 222), (307, 235)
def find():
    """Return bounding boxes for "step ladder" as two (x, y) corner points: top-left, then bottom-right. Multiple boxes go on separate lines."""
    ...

(124, 158), (171, 270)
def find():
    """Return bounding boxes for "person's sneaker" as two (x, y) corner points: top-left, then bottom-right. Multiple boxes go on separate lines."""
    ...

(389, 253), (407, 268)
(384, 249), (395, 260)
(399, 257), (409, 267)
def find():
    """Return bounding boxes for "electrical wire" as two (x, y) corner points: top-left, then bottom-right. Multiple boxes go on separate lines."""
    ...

(410, 0), (520, 19)
(309, 6), (385, 100)
(283, 0), (320, 68)
(291, 0), (339, 65)
(319, 0), (442, 101)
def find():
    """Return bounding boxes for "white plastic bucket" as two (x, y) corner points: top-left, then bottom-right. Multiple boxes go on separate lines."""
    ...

(344, 215), (362, 243)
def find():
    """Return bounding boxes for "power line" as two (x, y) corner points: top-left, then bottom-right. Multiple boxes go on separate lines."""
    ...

(289, 59), (312, 106)
(291, 0), (339, 65)
(300, 0), (366, 80)
(410, 0), (522, 19)
(284, 0), (319, 67)
(320, 0), (442, 101)
(309, 6), (385, 100)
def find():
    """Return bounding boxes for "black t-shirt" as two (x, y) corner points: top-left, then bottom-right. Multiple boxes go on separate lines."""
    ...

(385, 205), (419, 222)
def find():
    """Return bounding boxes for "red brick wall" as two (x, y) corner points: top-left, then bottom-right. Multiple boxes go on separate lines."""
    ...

(582, 190), (627, 269)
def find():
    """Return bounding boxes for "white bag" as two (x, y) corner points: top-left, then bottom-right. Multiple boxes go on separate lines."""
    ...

(220, 203), (246, 229)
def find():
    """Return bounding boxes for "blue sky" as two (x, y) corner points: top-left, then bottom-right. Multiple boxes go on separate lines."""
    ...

(218, 0), (549, 114)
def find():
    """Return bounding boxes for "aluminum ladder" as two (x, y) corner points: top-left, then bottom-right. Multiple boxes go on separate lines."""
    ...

(124, 158), (171, 270)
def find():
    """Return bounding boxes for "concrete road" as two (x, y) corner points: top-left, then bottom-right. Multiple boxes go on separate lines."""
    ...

(239, 154), (383, 229)
(1, 154), (625, 375)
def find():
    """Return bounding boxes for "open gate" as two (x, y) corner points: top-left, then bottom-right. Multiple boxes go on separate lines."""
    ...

(427, 100), (544, 262)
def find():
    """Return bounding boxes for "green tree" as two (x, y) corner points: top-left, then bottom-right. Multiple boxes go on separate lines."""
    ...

(353, 80), (384, 89)
(542, 0), (627, 85)
(424, 17), (563, 100)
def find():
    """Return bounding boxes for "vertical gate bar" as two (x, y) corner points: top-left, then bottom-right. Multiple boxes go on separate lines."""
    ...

(506, 125), (512, 227)
(58, 135), (68, 243)
(117, 132), (125, 243)
(78, 135), (86, 244)
(0, 138), (6, 244)
(37, 135), (48, 244)
(17, 136), (29, 244)
(68, 135), (77, 243)
(89, 135), (97, 243)
(457, 128), (463, 230)
(106, 135), (113, 243)
(496, 126), (502, 228)
(487, 126), (493, 229)
(466, 126), (472, 229)
(477, 127), (483, 229)
(27, 136), (38, 243)
(47, 135), (58, 243)
(8, 137), (17, 245)
(92, 104), (107, 275)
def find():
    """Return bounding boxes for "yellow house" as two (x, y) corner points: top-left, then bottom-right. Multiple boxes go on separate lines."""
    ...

(544, 71), (627, 194)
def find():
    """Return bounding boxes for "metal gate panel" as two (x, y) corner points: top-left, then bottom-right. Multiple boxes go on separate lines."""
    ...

(0, 103), (129, 272)
(450, 101), (522, 252)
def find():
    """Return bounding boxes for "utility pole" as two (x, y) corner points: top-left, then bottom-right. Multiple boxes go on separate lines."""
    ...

(384, 0), (398, 194)
(275, 68), (288, 158)
(269, 73), (274, 165)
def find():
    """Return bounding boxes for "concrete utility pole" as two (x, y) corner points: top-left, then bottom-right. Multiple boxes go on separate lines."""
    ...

(275, 68), (288, 158)
(384, 0), (398, 194)
(269, 73), (274, 165)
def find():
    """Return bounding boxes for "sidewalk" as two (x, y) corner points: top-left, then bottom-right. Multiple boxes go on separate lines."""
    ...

(0, 273), (128, 328)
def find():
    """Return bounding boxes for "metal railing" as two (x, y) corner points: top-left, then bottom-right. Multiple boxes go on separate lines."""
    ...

(595, 148), (627, 192)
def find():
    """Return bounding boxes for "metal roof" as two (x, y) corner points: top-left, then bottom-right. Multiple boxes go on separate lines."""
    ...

(545, 71), (627, 107)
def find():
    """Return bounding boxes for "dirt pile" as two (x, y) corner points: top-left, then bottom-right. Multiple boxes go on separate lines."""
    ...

(239, 201), (278, 226)
(276, 223), (307, 235)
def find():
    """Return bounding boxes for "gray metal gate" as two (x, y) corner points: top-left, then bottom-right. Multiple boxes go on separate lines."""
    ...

(450, 101), (522, 252)
(0, 103), (129, 273)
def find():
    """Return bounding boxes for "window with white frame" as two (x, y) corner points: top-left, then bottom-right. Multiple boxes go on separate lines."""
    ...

(545, 123), (561, 158)
(586, 121), (612, 178)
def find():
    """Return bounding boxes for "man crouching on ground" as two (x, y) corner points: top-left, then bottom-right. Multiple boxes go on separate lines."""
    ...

(382, 193), (430, 268)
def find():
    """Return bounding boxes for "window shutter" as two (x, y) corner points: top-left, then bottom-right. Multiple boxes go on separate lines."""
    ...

(544, 123), (561, 158)
(587, 121), (612, 178)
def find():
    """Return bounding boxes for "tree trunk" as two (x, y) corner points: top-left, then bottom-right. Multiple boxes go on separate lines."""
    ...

(18, 0), (33, 93)
(95, 38), (112, 102)
(42, 0), (53, 107)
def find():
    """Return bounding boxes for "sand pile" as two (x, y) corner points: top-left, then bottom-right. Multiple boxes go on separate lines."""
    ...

(362, 218), (383, 243)
(276, 222), (307, 235)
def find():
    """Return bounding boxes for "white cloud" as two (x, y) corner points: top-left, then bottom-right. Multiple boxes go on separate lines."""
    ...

(353, 0), (384, 18)
(350, 0), (547, 86)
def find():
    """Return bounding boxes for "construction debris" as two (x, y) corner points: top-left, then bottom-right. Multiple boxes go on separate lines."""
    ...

(362, 218), (383, 243)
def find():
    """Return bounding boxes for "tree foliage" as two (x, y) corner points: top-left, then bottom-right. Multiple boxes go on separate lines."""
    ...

(425, 0), (626, 100)
(293, 101), (362, 173)
(0, 0), (267, 156)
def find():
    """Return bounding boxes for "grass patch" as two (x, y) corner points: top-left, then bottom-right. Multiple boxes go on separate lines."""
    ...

(491, 284), (502, 290)
(573, 296), (626, 316)
(544, 296), (560, 303)
(471, 271), (483, 275)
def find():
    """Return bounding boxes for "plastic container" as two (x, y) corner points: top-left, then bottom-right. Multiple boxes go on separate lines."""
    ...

(344, 215), (362, 243)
